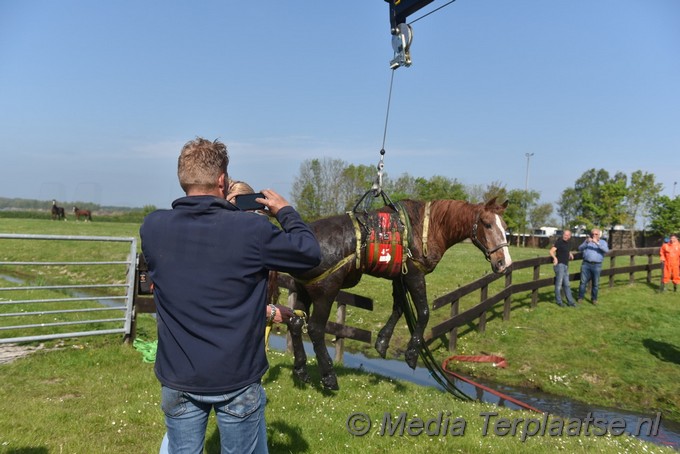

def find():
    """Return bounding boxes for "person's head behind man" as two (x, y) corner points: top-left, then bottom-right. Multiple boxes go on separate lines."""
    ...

(177, 138), (229, 196)
(227, 180), (255, 204)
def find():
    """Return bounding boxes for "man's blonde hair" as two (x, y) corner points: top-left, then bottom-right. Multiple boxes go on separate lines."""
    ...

(177, 138), (229, 193)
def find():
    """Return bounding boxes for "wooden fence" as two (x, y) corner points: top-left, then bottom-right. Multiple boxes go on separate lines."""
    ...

(424, 247), (661, 351)
(131, 247), (662, 359)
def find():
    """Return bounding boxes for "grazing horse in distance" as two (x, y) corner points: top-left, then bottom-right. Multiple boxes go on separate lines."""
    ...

(73, 206), (92, 221)
(279, 197), (512, 390)
(51, 200), (66, 220)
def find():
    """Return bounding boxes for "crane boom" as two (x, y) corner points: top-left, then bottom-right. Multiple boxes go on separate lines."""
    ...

(384, 0), (437, 69)
(385, 0), (435, 29)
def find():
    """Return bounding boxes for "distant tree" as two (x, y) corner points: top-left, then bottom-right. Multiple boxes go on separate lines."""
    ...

(502, 189), (539, 245)
(386, 173), (417, 201)
(466, 184), (485, 203)
(573, 168), (613, 228)
(557, 188), (579, 229)
(142, 205), (157, 217)
(482, 181), (508, 204)
(649, 196), (680, 237)
(339, 164), (376, 211)
(529, 203), (554, 229)
(291, 158), (331, 221)
(413, 175), (467, 201)
(599, 171), (628, 228)
(626, 171), (662, 245)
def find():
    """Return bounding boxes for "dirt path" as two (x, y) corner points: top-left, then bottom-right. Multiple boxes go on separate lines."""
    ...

(0, 343), (45, 364)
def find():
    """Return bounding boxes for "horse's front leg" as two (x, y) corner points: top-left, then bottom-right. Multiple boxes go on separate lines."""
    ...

(374, 280), (404, 358)
(400, 275), (429, 370)
(306, 295), (339, 390)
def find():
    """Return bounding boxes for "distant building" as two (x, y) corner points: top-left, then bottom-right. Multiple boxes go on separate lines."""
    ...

(533, 226), (558, 237)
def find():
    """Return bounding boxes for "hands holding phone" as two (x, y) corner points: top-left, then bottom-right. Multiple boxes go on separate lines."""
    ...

(234, 189), (290, 216)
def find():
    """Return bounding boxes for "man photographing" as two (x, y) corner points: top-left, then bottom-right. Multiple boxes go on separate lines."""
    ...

(140, 137), (321, 453)
(577, 228), (609, 305)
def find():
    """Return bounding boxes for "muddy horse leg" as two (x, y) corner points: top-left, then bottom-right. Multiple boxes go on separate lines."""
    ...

(305, 295), (339, 390)
(374, 279), (405, 358)
(288, 293), (311, 384)
(399, 275), (429, 369)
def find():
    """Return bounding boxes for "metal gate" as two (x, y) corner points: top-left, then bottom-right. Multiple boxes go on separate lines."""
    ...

(0, 233), (137, 344)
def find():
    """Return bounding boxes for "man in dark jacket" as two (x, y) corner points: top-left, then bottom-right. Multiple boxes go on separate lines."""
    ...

(549, 229), (576, 307)
(140, 137), (321, 453)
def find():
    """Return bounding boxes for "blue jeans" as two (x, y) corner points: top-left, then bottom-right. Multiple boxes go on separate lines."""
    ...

(579, 261), (602, 301)
(553, 263), (575, 306)
(159, 382), (268, 454)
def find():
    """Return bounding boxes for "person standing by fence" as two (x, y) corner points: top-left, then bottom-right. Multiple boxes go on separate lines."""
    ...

(578, 228), (609, 305)
(550, 229), (576, 307)
(659, 234), (680, 292)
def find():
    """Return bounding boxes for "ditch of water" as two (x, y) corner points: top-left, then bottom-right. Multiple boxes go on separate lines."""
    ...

(268, 334), (680, 449)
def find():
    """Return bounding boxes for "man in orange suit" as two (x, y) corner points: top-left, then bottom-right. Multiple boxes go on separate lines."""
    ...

(660, 234), (680, 292)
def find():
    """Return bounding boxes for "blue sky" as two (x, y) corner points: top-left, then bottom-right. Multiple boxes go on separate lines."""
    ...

(1, 0), (678, 210)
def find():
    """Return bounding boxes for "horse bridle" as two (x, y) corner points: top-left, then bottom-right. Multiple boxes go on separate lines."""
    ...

(470, 211), (509, 262)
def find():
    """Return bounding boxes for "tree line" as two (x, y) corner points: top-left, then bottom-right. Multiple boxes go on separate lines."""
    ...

(290, 158), (679, 238)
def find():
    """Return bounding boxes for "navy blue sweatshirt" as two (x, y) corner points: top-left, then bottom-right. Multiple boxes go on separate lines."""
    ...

(140, 196), (321, 393)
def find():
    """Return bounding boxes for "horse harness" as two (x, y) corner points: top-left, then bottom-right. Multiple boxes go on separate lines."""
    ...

(296, 202), (425, 286)
(350, 204), (411, 278)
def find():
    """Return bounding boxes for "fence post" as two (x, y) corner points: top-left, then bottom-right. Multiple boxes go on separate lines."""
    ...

(647, 253), (653, 284)
(478, 285), (488, 333)
(629, 254), (635, 284)
(531, 264), (540, 308)
(448, 299), (459, 351)
(503, 271), (512, 321)
(334, 303), (346, 364)
(609, 256), (616, 288)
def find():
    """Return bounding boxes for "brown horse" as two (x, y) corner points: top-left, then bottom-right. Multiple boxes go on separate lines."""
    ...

(280, 198), (512, 390)
(73, 206), (92, 221)
(51, 200), (66, 220)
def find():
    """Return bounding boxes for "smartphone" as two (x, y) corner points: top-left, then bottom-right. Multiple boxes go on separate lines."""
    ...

(234, 193), (265, 211)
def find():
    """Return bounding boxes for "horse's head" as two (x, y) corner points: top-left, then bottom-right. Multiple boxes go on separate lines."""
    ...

(471, 198), (512, 274)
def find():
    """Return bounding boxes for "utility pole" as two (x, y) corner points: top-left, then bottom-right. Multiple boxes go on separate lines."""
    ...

(523, 153), (534, 247)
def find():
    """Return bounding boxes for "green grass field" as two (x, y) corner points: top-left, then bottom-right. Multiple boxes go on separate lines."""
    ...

(0, 218), (678, 453)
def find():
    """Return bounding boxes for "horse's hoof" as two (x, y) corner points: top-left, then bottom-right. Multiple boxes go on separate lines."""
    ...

(374, 338), (388, 358)
(405, 349), (419, 370)
(293, 367), (311, 384)
(321, 374), (339, 391)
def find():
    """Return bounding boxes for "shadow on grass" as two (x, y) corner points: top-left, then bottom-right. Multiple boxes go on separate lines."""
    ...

(204, 421), (310, 454)
(643, 339), (680, 365)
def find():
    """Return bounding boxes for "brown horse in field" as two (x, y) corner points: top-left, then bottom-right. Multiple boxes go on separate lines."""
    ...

(279, 198), (512, 390)
(73, 206), (92, 221)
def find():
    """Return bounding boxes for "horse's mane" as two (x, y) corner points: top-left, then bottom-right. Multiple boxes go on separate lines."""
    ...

(396, 198), (505, 262)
